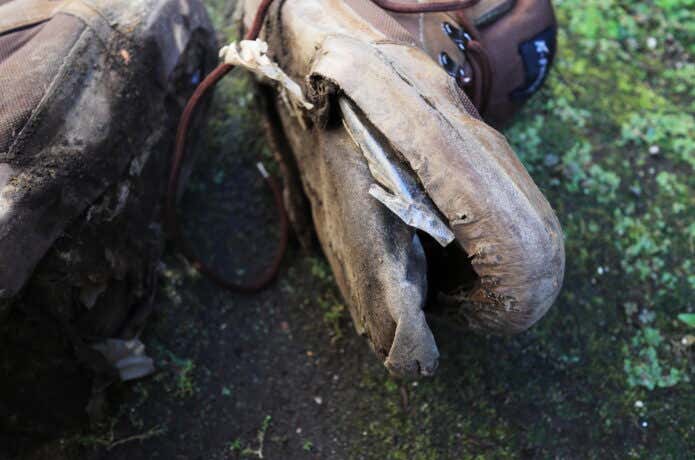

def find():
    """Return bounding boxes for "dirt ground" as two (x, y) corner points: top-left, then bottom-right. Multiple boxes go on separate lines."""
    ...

(9, 0), (694, 458)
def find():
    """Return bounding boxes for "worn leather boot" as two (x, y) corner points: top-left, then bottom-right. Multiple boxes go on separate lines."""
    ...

(240, 0), (564, 377)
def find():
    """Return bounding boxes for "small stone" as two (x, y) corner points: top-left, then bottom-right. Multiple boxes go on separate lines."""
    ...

(639, 309), (655, 324)
(296, 427), (302, 434)
(314, 396), (323, 405)
(544, 153), (560, 167)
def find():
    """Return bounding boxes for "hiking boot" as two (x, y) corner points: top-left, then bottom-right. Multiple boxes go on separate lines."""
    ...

(0, 0), (215, 433)
(240, 0), (564, 377)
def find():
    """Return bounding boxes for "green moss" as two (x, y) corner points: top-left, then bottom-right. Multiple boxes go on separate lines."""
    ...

(502, 0), (694, 454)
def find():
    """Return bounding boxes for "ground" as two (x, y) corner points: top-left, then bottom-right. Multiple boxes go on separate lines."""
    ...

(32, 0), (695, 458)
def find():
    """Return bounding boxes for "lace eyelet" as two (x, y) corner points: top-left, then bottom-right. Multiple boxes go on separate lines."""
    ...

(443, 22), (472, 53)
(457, 67), (472, 85)
(438, 52), (457, 76)
(442, 22), (456, 37)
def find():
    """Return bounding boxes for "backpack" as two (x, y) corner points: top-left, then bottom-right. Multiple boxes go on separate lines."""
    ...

(0, 0), (215, 435)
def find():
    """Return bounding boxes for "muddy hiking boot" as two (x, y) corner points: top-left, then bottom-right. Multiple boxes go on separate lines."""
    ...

(0, 0), (215, 435)
(231, 0), (565, 378)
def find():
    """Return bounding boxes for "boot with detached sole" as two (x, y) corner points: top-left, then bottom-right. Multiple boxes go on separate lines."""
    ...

(232, 0), (565, 377)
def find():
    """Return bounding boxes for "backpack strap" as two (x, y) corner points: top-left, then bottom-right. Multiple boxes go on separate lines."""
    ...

(0, 0), (112, 43)
(57, 0), (115, 44)
(0, 0), (66, 35)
